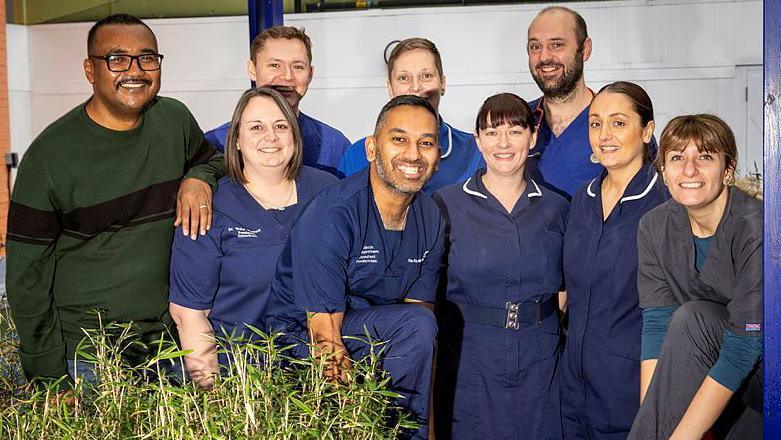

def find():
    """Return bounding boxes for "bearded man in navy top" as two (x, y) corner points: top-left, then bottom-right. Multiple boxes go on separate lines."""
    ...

(525, 7), (601, 198)
(204, 26), (350, 176)
(266, 95), (445, 440)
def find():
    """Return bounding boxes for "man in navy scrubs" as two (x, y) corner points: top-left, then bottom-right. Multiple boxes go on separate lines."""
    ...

(266, 95), (445, 440)
(526, 6), (601, 198)
(204, 26), (350, 175)
(337, 38), (483, 193)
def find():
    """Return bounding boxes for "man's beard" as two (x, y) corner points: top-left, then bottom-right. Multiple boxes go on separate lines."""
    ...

(531, 48), (585, 100)
(374, 150), (428, 195)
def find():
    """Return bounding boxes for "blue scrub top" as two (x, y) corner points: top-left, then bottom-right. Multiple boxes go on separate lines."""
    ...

(337, 118), (484, 194)
(265, 167), (446, 330)
(204, 112), (350, 176)
(434, 169), (568, 308)
(563, 162), (669, 360)
(169, 167), (338, 338)
(527, 97), (602, 199)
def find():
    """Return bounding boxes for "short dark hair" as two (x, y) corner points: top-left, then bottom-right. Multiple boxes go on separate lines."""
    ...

(87, 14), (155, 54)
(538, 6), (588, 51)
(656, 114), (738, 174)
(250, 26), (313, 64)
(374, 95), (439, 137)
(225, 87), (304, 183)
(596, 81), (655, 161)
(386, 38), (444, 81)
(475, 93), (535, 134)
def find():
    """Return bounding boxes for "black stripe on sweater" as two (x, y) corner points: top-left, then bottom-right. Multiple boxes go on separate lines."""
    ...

(7, 201), (62, 246)
(60, 178), (180, 239)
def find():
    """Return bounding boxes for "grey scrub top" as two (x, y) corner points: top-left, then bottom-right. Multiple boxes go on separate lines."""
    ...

(637, 186), (762, 337)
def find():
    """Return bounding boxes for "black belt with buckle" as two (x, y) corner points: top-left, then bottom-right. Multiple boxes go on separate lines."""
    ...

(452, 295), (557, 329)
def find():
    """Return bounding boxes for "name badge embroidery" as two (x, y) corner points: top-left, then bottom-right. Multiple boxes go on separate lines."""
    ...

(227, 227), (261, 238)
(745, 323), (761, 332)
(408, 250), (429, 264)
(356, 245), (379, 264)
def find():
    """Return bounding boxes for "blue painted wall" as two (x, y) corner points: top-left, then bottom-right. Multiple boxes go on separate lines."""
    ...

(765, 0), (781, 436)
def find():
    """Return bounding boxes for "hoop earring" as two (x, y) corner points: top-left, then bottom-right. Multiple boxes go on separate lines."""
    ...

(590, 153), (600, 164)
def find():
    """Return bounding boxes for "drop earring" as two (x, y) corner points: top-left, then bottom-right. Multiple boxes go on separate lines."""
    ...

(590, 153), (600, 164)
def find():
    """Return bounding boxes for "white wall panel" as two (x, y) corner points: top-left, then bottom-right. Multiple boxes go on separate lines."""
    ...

(7, 24), (32, 184)
(6, 0), (763, 178)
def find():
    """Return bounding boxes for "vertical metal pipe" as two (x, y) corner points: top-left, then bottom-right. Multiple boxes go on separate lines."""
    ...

(764, 0), (781, 436)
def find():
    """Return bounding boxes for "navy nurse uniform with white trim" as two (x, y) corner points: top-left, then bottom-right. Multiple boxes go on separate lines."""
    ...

(560, 162), (668, 439)
(169, 167), (337, 352)
(264, 167), (445, 440)
(433, 169), (569, 440)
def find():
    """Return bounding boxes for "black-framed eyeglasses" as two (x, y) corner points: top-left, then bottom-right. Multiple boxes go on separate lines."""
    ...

(88, 53), (164, 72)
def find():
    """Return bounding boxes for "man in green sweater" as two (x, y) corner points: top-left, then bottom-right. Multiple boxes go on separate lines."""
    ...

(5, 14), (224, 386)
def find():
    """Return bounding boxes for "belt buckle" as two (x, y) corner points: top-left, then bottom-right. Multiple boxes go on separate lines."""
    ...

(535, 297), (543, 326)
(505, 302), (520, 330)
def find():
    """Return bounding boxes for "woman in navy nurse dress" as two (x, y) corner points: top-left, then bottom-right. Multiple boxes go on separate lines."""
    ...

(433, 93), (568, 440)
(559, 82), (668, 439)
(167, 88), (335, 387)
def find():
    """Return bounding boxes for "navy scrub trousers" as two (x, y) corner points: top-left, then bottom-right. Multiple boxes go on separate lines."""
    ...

(265, 169), (446, 440)
(433, 170), (569, 440)
(286, 304), (437, 437)
(560, 163), (668, 439)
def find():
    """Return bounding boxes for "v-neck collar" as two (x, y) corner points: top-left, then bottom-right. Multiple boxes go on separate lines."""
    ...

(366, 182), (423, 274)
(669, 186), (739, 278)
(585, 162), (659, 220)
(461, 168), (542, 216)
(532, 89), (595, 142)
(217, 177), (301, 231)
(586, 162), (658, 201)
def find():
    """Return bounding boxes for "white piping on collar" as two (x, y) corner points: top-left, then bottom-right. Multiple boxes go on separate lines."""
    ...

(462, 177), (542, 199)
(440, 122), (453, 159)
(462, 177), (488, 199)
(528, 179), (543, 198)
(621, 171), (659, 203)
(586, 178), (598, 198)
(585, 172), (659, 201)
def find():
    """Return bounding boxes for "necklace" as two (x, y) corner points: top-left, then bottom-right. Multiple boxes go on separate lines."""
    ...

(244, 181), (295, 211)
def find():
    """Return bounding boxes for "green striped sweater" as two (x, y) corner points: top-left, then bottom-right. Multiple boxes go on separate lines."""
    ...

(7, 96), (224, 383)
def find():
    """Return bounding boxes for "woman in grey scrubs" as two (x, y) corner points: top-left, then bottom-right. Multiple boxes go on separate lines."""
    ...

(629, 114), (762, 440)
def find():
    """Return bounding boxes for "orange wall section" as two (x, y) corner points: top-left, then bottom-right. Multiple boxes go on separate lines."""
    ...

(0, 0), (10, 253)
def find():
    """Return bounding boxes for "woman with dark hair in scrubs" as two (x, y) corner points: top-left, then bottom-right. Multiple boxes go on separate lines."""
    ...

(629, 115), (762, 440)
(167, 87), (336, 387)
(559, 81), (668, 439)
(433, 93), (568, 440)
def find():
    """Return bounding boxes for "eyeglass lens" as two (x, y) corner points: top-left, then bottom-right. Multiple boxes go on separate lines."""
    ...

(107, 54), (162, 72)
